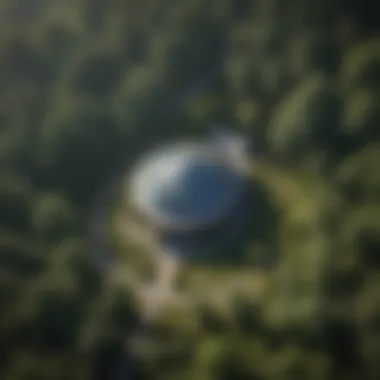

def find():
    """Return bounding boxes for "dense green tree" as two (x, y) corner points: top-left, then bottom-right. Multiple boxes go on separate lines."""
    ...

(0, 31), (54, 90)
(354, 275), (380, 379)
(198, 302), (231, 335)
(339, 205), (380, 269)
(0, 84), (51, 181)
(231, 295), (262, 335)
(112, 63), (176, 142)
(339, 36), (380, 90)
(0, 273), (20, 316)
(340, 89), (380, 142)
(226, 21), (287, 102)
(56, 44), (126, 100)
(286, 30), (340, 78)
(335, 144), (380, 203)
(31, 194), (78, 243)
(0, 0), (379, 379)
(50, 238), (101, 297)
(38, 99), (124, 203)
(0, 234), (47, 277)
(30, 284), (84, 351)
(0, 174), (34, 232)
(76, 283), (140, 379)
(34, 21), (85, 67)
(267, 73), (341, 162)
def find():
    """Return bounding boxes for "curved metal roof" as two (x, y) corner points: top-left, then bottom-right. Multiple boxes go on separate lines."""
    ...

(128, 142), (245, 230)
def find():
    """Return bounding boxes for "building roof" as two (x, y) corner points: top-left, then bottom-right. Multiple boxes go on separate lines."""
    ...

(128, 141), (245, 230)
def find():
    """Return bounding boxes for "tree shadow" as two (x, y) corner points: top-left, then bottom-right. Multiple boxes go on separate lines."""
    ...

(228, 178), (280, 269)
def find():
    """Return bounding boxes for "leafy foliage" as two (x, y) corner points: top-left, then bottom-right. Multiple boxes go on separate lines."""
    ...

(0, 0), (378, 379)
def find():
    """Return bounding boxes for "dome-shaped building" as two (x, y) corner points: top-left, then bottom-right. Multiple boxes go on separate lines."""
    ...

(125, 137), (252, 263)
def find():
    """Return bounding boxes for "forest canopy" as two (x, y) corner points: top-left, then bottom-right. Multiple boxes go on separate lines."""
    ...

(0, 0), (379, 379)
